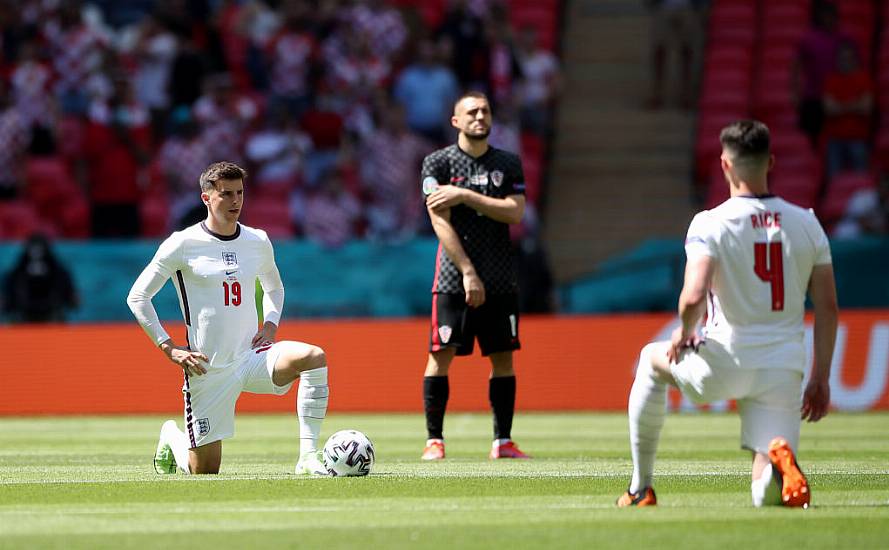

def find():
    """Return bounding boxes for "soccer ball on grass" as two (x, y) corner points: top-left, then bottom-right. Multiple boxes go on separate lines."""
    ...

(322, 430), (375, 477)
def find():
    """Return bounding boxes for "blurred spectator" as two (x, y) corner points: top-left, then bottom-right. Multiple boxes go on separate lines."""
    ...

(487, 95), (521, 154)
(320, 30), (390, 140)
(346, 0), (407, 61)
(168, 35), (206, 108)
(515, 25), (561, 136)
(436, 0), (488, 88)
(360, 102), (433, 241)
(515, 234), (554, 313)
(44, 0), (110, 115)
(300, 92), (346, 187)
(301, 166), (361, 247)
(645, 0), (701, 109)
(0, 2), (27, 71)
(484, 7), (520, 108)
(0, 80), (29, 199)
(131, 14), (178, 139)
(266, 0), (317, 119)
(80, 76), (151, 238)
(823, 41), (873, 178)
(393, 39), (459, 144)
(11, 41), (55, 130)
(831, 186), (888, 239)
(2, 233), (78, 323)
(193, 72), (259, 163)
(793, 1), (848, 147)
(244, 105), (312, 186)
(158, 107), (212, 229)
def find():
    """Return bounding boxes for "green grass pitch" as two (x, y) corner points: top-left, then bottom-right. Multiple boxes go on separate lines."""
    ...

(1, 412), (887, 549)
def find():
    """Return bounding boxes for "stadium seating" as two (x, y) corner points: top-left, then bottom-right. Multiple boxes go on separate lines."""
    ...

(0, 201), (49, 240)
(697, 0), (886, 220)
(240, 197), (294, 238)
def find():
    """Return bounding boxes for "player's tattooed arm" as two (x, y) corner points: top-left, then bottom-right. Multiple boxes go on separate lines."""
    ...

(159, 339), (209, 376)
(427, 205), (486, 307)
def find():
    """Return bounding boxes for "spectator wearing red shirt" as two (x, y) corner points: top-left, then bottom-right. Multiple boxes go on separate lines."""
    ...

(43, 0), (109, 115)
(0, 79), (30, 199)
(266, 1), (317, 119)
(158, 107), (213, 230)
(302, 165), (361, 248)
(80, 76), (151, 237)
(360, 102), (433, 241)
(823, 41), (873, 178)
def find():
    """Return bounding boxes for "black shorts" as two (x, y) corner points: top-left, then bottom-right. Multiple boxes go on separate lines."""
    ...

(429, 293), (520, 356)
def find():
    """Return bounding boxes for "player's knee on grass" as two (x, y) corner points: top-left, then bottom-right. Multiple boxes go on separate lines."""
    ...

(189, 442), (222, 474)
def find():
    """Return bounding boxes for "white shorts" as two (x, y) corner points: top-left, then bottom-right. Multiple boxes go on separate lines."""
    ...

(181, 342), (294, 448)
(670, 340), (804, 454)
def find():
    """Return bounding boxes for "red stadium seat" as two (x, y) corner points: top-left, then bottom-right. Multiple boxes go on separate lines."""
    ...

(0, 200), (47, 240)
(252, 179), (297, 201)
(770, 174), (819, 209)
(240, 197), (293, 237)
(56, 195), (91, 238)
(140, 196), (170, 238)
(875, 127), (889, 172)
(23, 156), (86, 235)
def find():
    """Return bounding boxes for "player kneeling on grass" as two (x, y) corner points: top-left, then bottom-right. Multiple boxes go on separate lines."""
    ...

(618, 121), (838, 508)
(127, 161), (329, 476)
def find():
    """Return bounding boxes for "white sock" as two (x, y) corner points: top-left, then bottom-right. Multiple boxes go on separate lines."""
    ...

(628, 344), (668, 493)
(161, 420), (192, 474)
(297, 366), (329, 455)
(751, 463), (782, 507)
(494, 438), (511, 447)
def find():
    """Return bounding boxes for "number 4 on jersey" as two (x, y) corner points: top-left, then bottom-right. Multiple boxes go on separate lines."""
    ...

(753, 242), (784, 311)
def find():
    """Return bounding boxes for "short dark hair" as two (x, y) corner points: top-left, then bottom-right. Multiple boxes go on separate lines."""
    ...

(719, 120), (770, 161)
(453, 90), (489, 113)
(199, 161), (247, 192)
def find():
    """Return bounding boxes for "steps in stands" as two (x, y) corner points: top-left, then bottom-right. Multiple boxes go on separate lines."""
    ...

(544, 0), (697, 283)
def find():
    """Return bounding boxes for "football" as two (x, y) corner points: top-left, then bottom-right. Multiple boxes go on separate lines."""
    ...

(322, 430), (375, 477)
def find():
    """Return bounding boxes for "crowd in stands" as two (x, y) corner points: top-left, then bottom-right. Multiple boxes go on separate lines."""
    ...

(0, 0), (562, 248)
(696, 0), (889, 240)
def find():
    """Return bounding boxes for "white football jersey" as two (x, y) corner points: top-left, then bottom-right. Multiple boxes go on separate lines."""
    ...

(128, 222), (284, 368)
(685, 195), (831, 365)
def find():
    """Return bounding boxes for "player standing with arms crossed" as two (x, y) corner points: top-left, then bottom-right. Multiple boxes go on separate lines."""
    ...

(127, 161), (330, 475)
(420, 91), (529, 460)
(617, 121), (838, 507)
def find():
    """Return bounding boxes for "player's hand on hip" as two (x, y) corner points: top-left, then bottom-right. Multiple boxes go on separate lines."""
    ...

(167, 346), (209, 376)
(666, 326), (701, 364)
(463, 271), (485, 307)
(801, 377), (830, 422)
(251, 322), (277, 349)
(426, 186), (465, 211)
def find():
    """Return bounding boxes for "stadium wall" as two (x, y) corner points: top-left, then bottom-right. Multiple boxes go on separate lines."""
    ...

(1, 312), (887, 415)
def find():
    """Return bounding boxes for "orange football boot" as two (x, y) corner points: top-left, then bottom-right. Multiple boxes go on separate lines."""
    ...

(616, 487), (657, 507)
(768, 437), (810, 508)
(489, 441), (531, 459)
(421, 439), (445, 460)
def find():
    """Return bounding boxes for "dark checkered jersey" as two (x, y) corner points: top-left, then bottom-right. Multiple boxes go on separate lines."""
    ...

(421, 144), (526, 294)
